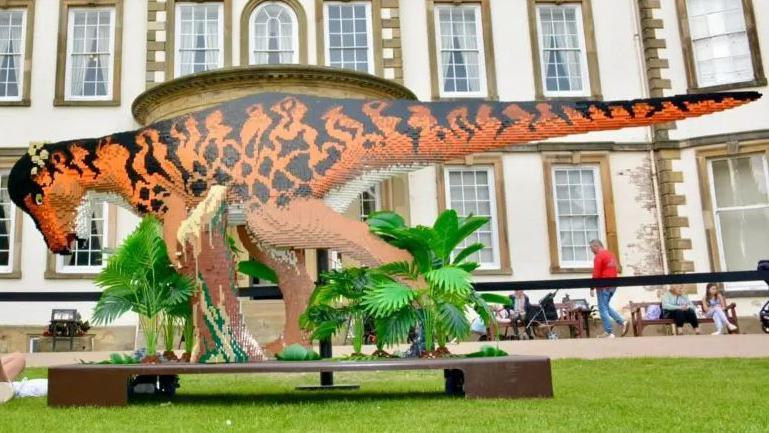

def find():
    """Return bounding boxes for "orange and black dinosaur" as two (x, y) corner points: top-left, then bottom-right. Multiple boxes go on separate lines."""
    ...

(8, 91), (760, 361)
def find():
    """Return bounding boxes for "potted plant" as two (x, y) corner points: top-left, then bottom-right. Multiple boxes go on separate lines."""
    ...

(92, 216), (194, 364)
(160, 313), (179, 361)
(300, 267), (377, 357)
(364, 210), (497, 357)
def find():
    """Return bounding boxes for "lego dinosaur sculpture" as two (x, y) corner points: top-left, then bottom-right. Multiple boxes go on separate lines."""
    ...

(8, 91), (760, 361)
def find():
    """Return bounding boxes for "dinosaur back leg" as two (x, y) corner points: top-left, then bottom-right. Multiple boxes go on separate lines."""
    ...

(242, 199), (412, 353)
(236, 225), (313, 354)
(245, 198), (412, 267)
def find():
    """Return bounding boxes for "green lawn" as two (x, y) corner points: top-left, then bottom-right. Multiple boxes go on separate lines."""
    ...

(1, 358), (767, 433)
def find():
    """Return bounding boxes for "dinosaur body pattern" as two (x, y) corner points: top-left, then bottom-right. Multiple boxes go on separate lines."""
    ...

(8, 91), (760, 361)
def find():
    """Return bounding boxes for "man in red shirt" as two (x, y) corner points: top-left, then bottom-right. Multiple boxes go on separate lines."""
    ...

(590, 240), (629, 338)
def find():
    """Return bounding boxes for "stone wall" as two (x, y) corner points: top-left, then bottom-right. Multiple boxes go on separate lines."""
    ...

(637, 0), (694, 276)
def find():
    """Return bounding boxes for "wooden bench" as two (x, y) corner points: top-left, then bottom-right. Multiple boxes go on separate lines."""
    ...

(629, 301), (739, 336)
(492, 303), (587, 339)
(47, 356), (553, 407)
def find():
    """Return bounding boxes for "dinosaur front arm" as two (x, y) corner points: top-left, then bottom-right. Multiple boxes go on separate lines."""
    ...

(161, 193), (188, 267)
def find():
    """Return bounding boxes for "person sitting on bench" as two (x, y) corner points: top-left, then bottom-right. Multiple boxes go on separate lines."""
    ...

(702, 283), (738, 335)
(470, 304), (512, 341)
(509, 290), (533, 339)
(493, 304), (512, 326)
(661, 285), (701, 335)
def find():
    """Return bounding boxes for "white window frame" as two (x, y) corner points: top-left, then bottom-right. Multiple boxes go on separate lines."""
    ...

(707, 154), (769, 289)
(552, 165), (606, 269)
(685, 0), (754, 88)
(249, 1), (299, 65)
(174, 2), (225, 78)
(358, 184), (381, 221)
(56, 201), (109, 274)
(0, 172), (16, 273)
(0, 8), (26, 102)
(323, 1), (374, 74)
(64, 7), (116, 101)
(434, 4), (488, 98)
(443, 165), (501, 270)
(535, 3), (591, 98)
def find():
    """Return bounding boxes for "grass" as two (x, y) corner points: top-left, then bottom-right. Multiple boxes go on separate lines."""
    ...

(1, 358), (767, 433)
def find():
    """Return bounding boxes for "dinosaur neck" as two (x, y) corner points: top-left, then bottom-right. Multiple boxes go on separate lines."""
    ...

(65, 136), (153, 214)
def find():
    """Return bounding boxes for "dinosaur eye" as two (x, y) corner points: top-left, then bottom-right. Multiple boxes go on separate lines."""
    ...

(34, 193), (43, 205)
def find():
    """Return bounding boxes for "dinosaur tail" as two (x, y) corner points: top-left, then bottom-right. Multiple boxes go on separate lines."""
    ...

(316, 91), (758, 205)
(382, 91), (761, 163)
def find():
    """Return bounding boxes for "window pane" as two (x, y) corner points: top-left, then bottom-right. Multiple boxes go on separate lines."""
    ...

(326, 3), (371, 73)
(446, 167), (498, 268)
(0, 10), (25, 100)
(553, 167), (604, 266)
(712, 155), (768, 208)
(718, 208), (769, 270)
(0, 174), (14, 269)
(710, 155), (769, 272)
(687, 0), (754, 86)
(61, 201), (107, 270)
(177, 4), (221, 76)
(538, 5), (585, 94)
(358, 186), (379, 221)
(435, 5), (484, 95)
(68, 8), (113, 98)
(250, 3), (297, 65)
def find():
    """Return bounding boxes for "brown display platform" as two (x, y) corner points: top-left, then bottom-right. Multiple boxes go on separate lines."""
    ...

(48, 355), (552, 407)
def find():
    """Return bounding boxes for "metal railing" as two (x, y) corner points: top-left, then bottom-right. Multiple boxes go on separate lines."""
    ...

(5, 270), (767, 302)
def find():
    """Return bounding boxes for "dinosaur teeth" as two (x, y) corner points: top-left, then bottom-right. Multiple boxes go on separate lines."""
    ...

(74, 199), (92, 240)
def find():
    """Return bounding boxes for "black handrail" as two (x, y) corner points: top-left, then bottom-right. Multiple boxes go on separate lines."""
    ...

(473, 270), (769, 291)
(4, 270), (767, 302)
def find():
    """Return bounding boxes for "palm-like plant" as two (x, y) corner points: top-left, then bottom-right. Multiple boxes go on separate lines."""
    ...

(161, 314), (179, 361)
(365, 210), (496, 356)
(300, 267), (376, 356)
(92, 216), (194, 363)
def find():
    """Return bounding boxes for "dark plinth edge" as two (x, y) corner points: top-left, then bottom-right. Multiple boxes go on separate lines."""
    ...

(47, 356), (553, 407)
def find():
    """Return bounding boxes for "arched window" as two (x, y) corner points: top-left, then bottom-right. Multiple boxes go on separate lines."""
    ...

(249, 2), (298, 64)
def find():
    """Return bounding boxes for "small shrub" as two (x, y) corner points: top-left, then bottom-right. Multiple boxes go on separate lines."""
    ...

(275, 344), (321, 361)
(465, 345), (508, 358)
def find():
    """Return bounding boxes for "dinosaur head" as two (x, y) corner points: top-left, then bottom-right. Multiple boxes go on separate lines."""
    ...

(9, 140), (98, 254)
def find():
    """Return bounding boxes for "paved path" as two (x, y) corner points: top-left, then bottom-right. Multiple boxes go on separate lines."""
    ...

(18, 334), (769, 367)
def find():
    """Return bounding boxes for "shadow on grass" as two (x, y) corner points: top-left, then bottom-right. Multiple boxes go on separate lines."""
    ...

(131, 390), (452, 407)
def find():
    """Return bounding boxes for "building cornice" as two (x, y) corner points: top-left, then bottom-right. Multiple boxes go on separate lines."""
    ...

(131, 65), (417, 125)
(656, 129), (769, 150)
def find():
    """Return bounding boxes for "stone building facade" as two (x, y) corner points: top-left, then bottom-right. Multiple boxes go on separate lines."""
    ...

(0, 0), (767, 350)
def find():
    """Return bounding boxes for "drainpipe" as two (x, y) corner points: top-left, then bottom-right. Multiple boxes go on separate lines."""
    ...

(630, 0), (670, 274)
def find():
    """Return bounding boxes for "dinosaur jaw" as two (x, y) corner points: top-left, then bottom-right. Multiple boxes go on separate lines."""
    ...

(55, 191), (135, 254)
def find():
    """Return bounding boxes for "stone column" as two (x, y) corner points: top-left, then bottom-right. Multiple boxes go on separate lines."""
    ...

(146, 0), (168, 88)
(380, 0), (403, 83)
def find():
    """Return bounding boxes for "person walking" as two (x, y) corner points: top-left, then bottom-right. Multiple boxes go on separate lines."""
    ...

(590, 239), (629, 338)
